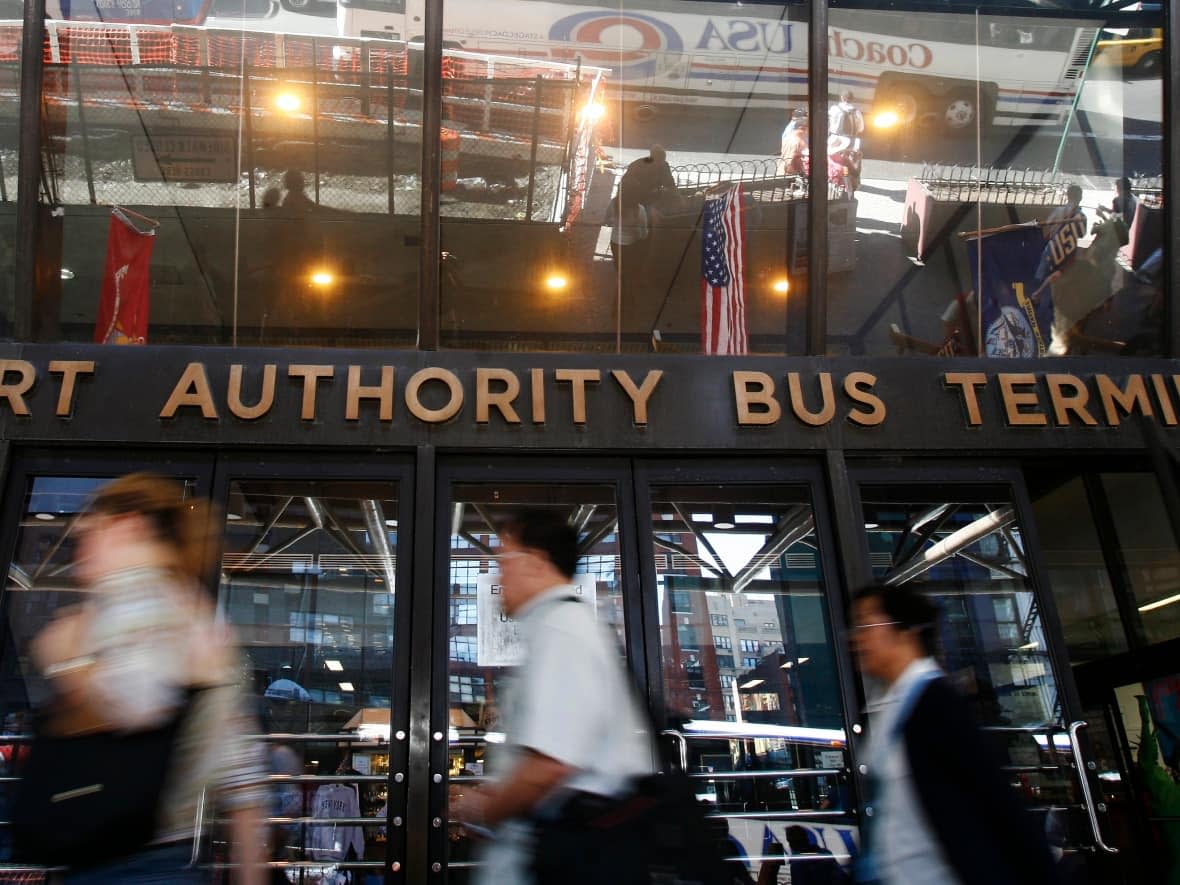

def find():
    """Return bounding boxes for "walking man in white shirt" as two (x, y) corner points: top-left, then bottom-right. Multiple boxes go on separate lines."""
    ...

(452, 509), (652, 885)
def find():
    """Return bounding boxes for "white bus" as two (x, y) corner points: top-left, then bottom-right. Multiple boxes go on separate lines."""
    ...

(337, 0), (1102, 131)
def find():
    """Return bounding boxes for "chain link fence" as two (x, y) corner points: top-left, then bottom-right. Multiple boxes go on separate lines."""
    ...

(9, 20), (602, 222)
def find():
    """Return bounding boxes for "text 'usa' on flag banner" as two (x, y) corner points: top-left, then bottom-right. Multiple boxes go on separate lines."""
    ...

(701, 182), (748, 355)
(95, 208), (155, 345)
(966, 224), (1052, 358)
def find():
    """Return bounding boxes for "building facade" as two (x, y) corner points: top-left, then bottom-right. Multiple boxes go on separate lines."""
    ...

(0, 0), (1175, 882)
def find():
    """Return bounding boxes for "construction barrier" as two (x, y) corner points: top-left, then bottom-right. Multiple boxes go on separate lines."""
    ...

(441, 127), (460, 192)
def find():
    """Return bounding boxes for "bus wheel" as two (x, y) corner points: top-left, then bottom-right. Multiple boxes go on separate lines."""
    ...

(633, 104), (657, 123)
(942, 92), (977, 132)
(280, 0), (313, 10)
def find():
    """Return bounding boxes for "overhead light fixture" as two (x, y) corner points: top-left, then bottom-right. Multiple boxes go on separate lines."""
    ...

(325, 660), (344, 672)
(310, 269), (336, 288)
(1140, 592), (1180, 613)
(797, 656), (810, 664)
(771, 277), (789, 295)
(544, 272), (569, 292)
(60, 268), (75, 281)
(872, 109), (900, 130)
(339, 682), (355, 692)
(226, 512), (242, 521)
(1017, 641), (1039, 651)
(275, 91), (302, 113)
(385, 518), (398, 527)
(780, 661), (794, 669)
(690, 513), (714, 523)
(713, 506), (736, 530)
(739, 678), (765, 689)
(864, 522), (880, 529)
(34, 513), (55, 521)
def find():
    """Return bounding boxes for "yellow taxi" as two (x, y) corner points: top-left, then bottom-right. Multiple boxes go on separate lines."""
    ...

(1093, 27), (1163, 77)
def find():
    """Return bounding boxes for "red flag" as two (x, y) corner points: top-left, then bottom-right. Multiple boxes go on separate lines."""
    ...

(94, 209), (154, 345)
(701, 183), (748, 354)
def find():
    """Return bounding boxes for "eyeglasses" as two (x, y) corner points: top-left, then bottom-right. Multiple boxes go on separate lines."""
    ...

(850, 620), (900, 631)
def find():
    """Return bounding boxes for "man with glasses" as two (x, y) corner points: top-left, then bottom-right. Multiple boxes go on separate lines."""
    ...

(452, 509), (651, 885)
(849, 584), (1056, 885)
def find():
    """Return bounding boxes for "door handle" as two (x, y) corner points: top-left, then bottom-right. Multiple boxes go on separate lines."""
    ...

(1068, 720), (1118, 854)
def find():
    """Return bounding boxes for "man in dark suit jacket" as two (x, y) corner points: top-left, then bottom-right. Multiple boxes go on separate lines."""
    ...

(849, 583), (1058, 885)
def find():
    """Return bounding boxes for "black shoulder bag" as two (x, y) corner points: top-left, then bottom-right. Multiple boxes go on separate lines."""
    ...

(530, 599), (730, 885)
(11, 688), (203, 869)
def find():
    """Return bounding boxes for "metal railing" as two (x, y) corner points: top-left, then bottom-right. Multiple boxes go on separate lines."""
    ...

(918, 163), (1067, 205)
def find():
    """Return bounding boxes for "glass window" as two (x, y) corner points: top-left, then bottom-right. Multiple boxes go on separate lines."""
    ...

(1030, 475), (1128, 662)
(1100, 472), (1180, 645)
(827, 7), (1164, 358)
(34, 1), (421, 345)
(439, 0), (807, 353)
(860, 487), (1059, 728)
(714, 635), (731, 650)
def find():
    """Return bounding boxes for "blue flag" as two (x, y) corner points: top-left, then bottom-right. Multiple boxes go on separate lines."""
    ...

(968, 226), (1053, 358)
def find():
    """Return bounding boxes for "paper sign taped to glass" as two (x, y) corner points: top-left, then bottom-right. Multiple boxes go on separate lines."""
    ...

(476, 574), (597, 667)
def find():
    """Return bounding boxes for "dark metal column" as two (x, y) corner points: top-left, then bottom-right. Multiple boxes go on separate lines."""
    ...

(406, 445), (437, 885)
(1167, 0), (1179, 355)
(806, 0), (828, 355)
(14, 0), (47, 341)
(416, 0), (444, 350)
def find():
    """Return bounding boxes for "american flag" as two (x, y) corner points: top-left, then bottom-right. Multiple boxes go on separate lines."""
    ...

(701, 183), (748, 354)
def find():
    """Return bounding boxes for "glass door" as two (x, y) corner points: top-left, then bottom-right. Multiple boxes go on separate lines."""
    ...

(210, 457), (416, 885)
(847, 467), (1116, 876)
(430, 460), (640, 884)
(635, 464), (860, 882)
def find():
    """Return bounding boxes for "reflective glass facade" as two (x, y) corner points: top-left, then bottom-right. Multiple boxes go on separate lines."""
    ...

(1, 0), (1164, 355)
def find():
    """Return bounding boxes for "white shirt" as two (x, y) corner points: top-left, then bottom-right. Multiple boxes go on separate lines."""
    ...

(865, 658), (962, 885)
(475, 583), (653, 885)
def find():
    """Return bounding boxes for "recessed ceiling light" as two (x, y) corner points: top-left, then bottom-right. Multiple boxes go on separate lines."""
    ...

(34, 513), (55, 521)
(739, 678), (764, 689)
(797, 656), (810, 664)
(325, 660), (343, 672)
(339, 682), (355, 692)
(864, 522), (879, 529)
(60, 268), (75, 280)
(226, 513), (242, 521)
(385, 519), (398, 527)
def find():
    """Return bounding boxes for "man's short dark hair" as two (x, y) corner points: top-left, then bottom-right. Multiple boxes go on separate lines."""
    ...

(851, 582), (940, 657)
(500, 509), (580, 579)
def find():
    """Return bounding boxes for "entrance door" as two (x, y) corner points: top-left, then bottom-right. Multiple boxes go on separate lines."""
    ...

(1030, 467), (1180, 884)
(0, 451), (416, 885)
(431, 458), (862, 884)
(847, 465), (1121, 877)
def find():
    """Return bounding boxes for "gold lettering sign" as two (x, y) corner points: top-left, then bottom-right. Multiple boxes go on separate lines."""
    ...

(611, 370), (663, 426)
(844, 372), (886, 426)
(998, 373), (1047, 427)
(228, 364), (276, 421)
(787, 372), (836, 426)
(346, 366), (395, 422)
(288, 365), (335, 421)
(160, 362), (218, 420)
(476, 368), (522, 424)
(0, 359), (35, 417)
(48, 360), (95, 417)
(1045, 374), (1097, 426)
(943, 372), (987, 427)
(554, 369), (600, 425)
(1096, 374), (1152, 426)
(733, 371), (781, 425)
(406, 368), (463, 423)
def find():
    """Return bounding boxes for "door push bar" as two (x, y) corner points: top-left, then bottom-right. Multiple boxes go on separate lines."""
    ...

(1068, 720), (1118, 855)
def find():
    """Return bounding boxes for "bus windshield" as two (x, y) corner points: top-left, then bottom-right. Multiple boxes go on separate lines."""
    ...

(45, 0), (213, 26)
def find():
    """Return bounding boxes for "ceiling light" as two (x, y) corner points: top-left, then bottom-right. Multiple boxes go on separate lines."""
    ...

(325, 660), (343, 672)
(690, 513), (714, 523)
(339, 682), (355, 692)
(713, 506), (736, 530)
(1139, 592), (1180, 613)
(385, 519), (398, 527)
(60, 268), (75, 281)
(739, 678), (764, 689)
(797, 656), (810, 664)
(34, 513), (55, 521)
(864, 522), (879, 529)
(310, 269), (335, 288)
(226, 512), (242, 521)
(544, 273), (569, 292)
(780, 661), (794, 669)
(872, 109), (900, 130)
(772, 277), (789, 295)
(1017, 641), (1039, 651)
